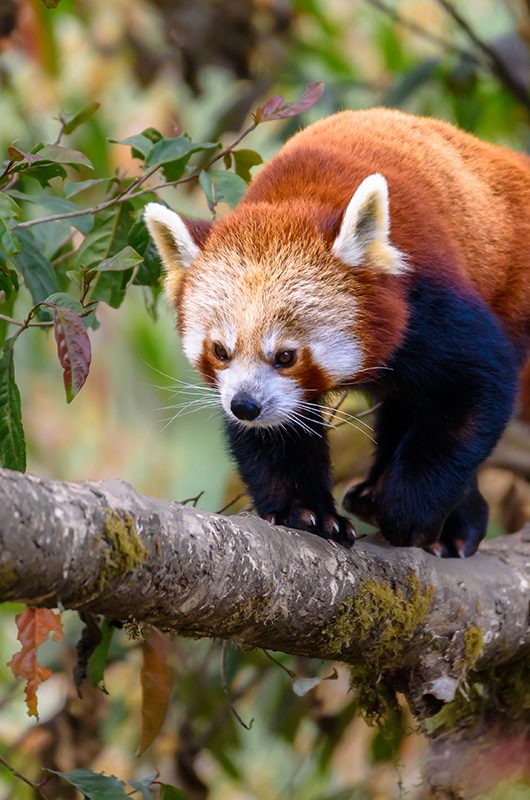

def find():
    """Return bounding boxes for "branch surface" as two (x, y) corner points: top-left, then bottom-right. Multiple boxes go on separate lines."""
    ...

(0, 468), (529, 719)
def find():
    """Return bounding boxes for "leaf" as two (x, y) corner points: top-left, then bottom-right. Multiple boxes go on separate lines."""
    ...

(88, 617), (114, 689)
(129, 777), (156, 799)
(64, 178), (115, 198)
(33, 195), (94, 235)
(52, 306), (91, 403)
(160, 787), (189, 800)
(48, 769), (128, 799)
(6, 146), (40, 164)
(75, 205), (134, 269)
(97, 245), (143, 272)
(138, 626), (175, 754)
(62, 102), (100, 134)
(128, 220), (162, 287)
(0, 337), (26, 471)
(22, 162), (68, 187)
(145, 136), (219, 181)
(34, 144), (94, 170)
(232, 149), (262, 183)
(8, 607), (63, 718)
(209, 170), (247, 208)
(254, 81), (324, 123)
(44, 292), (83, 312)
(13, 229), (59, 303)
(118, 134), (154, 161)
(90, 270), (134, 309)
(0, 194), (21, 220)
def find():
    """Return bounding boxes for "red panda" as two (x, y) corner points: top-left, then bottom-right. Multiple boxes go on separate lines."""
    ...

(145, 108), (530, 557)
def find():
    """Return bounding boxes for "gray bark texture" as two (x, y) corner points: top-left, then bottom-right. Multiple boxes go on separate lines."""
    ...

(0, 467), (529, 726)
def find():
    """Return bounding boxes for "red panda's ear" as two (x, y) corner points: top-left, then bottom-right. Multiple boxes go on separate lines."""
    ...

(143, 203), (212, 271)
(331, 174), (407, 275)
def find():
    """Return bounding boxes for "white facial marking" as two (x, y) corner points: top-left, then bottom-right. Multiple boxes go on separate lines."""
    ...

(217, 360), (302, 427)
(182, 324), (205, 364)
(310, 328), (364, 382)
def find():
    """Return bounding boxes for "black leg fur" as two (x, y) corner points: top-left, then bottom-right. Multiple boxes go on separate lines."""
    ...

(344, 277), (518, 556)
(225, 416), (355, 545)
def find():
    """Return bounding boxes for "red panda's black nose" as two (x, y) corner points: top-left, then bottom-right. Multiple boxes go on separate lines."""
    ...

(230, 392), (261, 421)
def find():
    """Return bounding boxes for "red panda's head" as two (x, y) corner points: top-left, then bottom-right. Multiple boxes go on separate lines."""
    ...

(144, 174), (408, 428)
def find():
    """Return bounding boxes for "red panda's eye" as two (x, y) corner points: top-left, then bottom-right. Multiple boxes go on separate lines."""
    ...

(213, 342), (230, 361)
(274, 350), (297, 368)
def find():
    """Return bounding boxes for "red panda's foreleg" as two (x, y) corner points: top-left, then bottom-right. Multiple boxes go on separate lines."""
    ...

(347, 278), (519, 556)
(225, 417), (355, 545)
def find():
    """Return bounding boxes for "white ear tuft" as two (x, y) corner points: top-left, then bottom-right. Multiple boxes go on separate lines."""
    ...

(332, 174), (407, 275)
(144, 202), (200, 271)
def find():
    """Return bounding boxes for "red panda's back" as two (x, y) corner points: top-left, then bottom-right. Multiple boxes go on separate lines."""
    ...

(243, 109), (530, 339)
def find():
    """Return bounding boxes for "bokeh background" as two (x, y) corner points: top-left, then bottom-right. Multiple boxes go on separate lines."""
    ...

(1, 1), (530, 798)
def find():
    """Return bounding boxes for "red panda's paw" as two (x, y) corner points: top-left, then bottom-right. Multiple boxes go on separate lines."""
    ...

(271, 505), (356, 547)
(342, 479), (378, 525)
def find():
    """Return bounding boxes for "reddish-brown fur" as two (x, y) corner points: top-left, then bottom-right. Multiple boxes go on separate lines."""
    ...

(236, 108), (530, 408)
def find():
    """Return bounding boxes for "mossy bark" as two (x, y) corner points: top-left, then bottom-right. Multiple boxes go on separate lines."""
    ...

(0, 466), (529, 782)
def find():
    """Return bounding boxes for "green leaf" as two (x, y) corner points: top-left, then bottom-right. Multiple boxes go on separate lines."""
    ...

(128, 220), (162, 287)
(97, 245), (143, 272)
(90, 270), (134, 310)
(64, 178), (114, 198)
(52, 306), (92, 403)
(232, 149), (262, 183)
(21, 162), (68, 187)
(209, 170), (247, 208)
(48, 769), (128, 799)
(34, 144), (94, 170)
(118, 134), (154, 161)
(0, 337), (26, 472)
(0, 194), (21, 220)
(44, 292), (83, 314)
(160, 787), (189, 800)
(13, 229), (59, 303)
(62, 102), (100, 135)
(129, 776), (156, 799)
(75, 205), (134, 269)
(33, 195), (94, 235)
(145, 136), (219, 181)
(88, 618), (114, 689)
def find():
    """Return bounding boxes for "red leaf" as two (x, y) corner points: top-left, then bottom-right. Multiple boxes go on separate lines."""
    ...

(139, 626), (175, 754)
(8, 607), (64, 718)
(254, 82), (324, 123)
(53, 307), (91, 403)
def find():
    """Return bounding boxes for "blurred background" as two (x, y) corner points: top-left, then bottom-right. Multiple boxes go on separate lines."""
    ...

(1, 1), (530, 798)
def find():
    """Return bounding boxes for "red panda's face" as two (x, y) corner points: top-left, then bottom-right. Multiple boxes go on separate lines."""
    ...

(144, 175), (408, 427)
(178, 245), (364, 427)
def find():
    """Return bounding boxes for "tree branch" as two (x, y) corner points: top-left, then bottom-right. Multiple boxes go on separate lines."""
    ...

(0, 468), (528, 724)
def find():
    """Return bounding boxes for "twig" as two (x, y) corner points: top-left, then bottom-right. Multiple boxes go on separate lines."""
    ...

(216, 492), (247, 515)
(220, 642), (254, 731)
(326, 390), (348, 425)
(180, 490), (205, 507)
(0, 753), (49, 800)
(364, 0), (478, 61)
(12, 122), (258, 231)
(434, 0), (530, 111)
(0, 313), (51, 330)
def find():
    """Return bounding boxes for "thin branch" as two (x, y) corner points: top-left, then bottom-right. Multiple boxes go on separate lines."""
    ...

(0, 313), (51, 330)
(12, 122), (258, 231)
(434, 0), (530, 111)
(217, 492), (247, 515)
(0, 753), (49, 800)
(364, 0), (478, 61)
